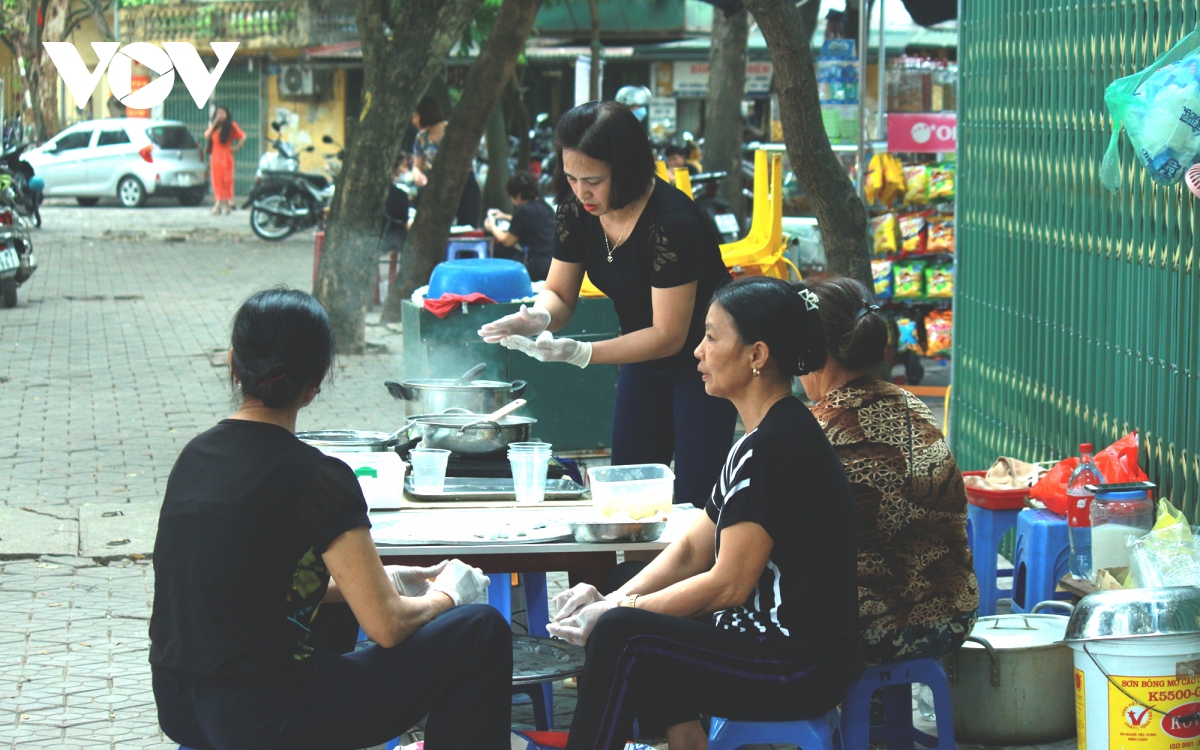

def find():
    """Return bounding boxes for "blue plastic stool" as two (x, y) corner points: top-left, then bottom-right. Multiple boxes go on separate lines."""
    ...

(965, 503), (1019, 616)
(446, 238), (490, 261)
(840, 658), (955, 750)
(1010, 508), (1071, 613)
(489, 572), (555, 730)
(709, 708), (842, 750)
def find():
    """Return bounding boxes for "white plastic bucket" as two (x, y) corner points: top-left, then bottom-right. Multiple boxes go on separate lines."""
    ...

(1069, 634), (1200, 749)
(324, 451), (406, 510)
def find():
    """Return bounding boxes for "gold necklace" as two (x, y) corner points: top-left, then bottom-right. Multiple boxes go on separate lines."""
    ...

(601, 209), (636, 263)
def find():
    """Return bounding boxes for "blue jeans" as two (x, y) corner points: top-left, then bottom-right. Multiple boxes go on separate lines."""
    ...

(611, 361), (738, 508)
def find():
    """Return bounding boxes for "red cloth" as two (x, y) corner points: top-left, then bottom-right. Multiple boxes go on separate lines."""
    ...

(207, 121), (245, 202)
(422, 292), (496, 318)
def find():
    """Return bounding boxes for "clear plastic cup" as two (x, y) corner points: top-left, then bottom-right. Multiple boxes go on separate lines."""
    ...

(409, 448), (450, 493)
(508, 442), (551, 503)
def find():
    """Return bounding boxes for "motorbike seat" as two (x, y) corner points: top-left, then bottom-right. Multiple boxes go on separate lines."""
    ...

(259, 171), (329, 190)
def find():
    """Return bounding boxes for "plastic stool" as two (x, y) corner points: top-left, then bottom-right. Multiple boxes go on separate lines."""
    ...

(965, 503), (1019, 616)
(1010, 508), (1071, 613)
(446, 238), (490, 261)
(489, 572), (554, 730)
(841, 658), (954, 750)
(709, 708), (842, 749)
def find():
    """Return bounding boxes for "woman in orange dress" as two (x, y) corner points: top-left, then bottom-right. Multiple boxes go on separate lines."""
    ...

(204, 106), (244, 215)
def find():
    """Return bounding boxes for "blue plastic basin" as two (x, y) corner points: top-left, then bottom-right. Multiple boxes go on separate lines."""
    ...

(426, 258), (533, 301)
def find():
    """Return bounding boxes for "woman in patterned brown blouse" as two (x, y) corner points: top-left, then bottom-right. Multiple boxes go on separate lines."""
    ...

(800, 277), (979, 665)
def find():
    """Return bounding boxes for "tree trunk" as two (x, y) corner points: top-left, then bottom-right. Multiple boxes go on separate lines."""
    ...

(587, 0), (601, 100)
(745, 0), (871, 288)
(314, 0), (485, 354)
(482, 105), (512, 213)
(10, 0), (70, 142)
(383, 0), (543, 322)
(705, 6), (748, 227)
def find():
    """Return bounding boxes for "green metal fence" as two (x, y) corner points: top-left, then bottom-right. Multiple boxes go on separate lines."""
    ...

(955, 0), (1200, 524)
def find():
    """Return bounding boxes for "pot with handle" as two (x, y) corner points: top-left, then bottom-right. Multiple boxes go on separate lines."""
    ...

(384, 378), (527, 417)
(404, 411), (536, 455)
(944, 600), (1076, 745)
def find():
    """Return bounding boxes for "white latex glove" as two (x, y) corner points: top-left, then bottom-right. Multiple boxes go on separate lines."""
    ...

(385, 562), (447, 597)
(546, 599), (617, 646)
(550, 583), (606, 622)
(428, 559), (490, 607)
(478, 305), (552, 343)
(501, 331), (593, 368)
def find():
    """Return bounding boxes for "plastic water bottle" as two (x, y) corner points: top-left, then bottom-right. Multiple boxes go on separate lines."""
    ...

(1066, 443), (1106, 579)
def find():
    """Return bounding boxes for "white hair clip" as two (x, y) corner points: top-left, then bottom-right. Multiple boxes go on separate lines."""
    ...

(799, 288), (819, 311)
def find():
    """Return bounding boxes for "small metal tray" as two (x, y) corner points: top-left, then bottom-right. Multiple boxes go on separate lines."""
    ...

(404, 476), (588, 501)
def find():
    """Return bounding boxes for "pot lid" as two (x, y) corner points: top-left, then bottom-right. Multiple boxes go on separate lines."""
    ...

(963, 614), (1069, 650)
(296, 430), (396, 447)
(1064, 586), (1200, 642)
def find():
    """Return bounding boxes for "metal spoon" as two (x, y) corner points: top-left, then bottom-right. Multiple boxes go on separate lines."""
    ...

(456, 399), (527, 433)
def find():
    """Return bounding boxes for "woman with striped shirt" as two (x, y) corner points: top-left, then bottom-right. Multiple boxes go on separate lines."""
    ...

(548, 277), (863, 750)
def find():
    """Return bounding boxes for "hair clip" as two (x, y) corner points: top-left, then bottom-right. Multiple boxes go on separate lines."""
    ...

(798, 288), (819, 311)
(853, 303), (881, 322)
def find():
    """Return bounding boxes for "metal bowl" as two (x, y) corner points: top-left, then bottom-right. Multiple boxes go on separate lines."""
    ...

(296, 430), (401, 452)
(568, 520), (666, 544)
(1063, 586), (1200, 642)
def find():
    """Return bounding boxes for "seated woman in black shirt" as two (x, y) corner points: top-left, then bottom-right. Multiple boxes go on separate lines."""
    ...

(548, 278), (864, 750)
(149, 289), (511, 750)
(485, 172), (555, 281)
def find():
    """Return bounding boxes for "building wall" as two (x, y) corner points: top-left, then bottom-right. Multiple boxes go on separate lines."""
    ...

(954, 1), (1200, 522)
(264, 67), (347, 175)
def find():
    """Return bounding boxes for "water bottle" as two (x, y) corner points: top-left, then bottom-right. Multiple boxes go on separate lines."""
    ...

(1066, 443), (1106, 579)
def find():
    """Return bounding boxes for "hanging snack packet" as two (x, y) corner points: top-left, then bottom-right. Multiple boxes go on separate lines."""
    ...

(924, 310), (953, 357)
(881, 154), (906, 206)
(893, 260), (926, 298)
(899, 212), (929, 255)
(897, 316), (923, 353)
(927, 214), (955, 253)
(903, 165), (930, 205)
(925, 264), (954, 298)
(872, 259), (894, 299)
(870, 213), (899, 256)
(928, 164), (956, 201)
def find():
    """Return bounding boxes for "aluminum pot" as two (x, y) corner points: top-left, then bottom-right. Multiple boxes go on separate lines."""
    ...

(296, 430), (402, 453)
(944, 602), (1076, 745)
(384, 379), (527, 417)
(404, 412), (535, 455)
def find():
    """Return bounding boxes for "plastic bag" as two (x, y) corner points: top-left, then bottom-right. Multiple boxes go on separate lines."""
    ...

(893, 260), (926, 298)
(1129, 499), (1199, 587)
(903, 165), (930, 205)
(899, 212), (930, 255)
(1102, 28), (1200, 190)
(872, 259), (894, 299)
(924, 310), (953, 356)
(870, 213), (899, 256)
(1031, 432), (1149, 516)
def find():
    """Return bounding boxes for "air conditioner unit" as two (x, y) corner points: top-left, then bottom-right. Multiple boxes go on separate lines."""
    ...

(279, 65), (314, 97)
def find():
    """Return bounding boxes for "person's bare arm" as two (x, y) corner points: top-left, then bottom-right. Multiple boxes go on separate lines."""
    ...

(611, 511), (718, 598)
(231, 138), (244, 154)
(587, 282), (697, 365)
(321, 527), (453, 647)
(536, 259), (586, 329)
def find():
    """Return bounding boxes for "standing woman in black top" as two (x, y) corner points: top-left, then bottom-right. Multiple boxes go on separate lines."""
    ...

(546, 278), (864, 750)
(479, 101), (736, 508)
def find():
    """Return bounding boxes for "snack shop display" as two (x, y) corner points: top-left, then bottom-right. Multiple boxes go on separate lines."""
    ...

(925, 310), (954, 356)
(872, 260), (894, 299)
(928, 164), (956, 201)
(871, 213), (899, 256)
(897, 317), (923, 353)
(899, 212), (930, 255)
(925, 264), (954, 298)
(927, 214), (955, 253)
(893, 260), (926, 299)
(903, 165), (930, 206)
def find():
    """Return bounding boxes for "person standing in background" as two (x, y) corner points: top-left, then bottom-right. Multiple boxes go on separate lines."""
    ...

(205, 106), (244, 216)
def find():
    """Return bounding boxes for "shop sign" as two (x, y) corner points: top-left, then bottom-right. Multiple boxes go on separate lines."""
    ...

(1107, 673), (1200, 749)
(888, 112), (957, 153)
(671, 61), (773, 97)
(648, 96), (677, 128)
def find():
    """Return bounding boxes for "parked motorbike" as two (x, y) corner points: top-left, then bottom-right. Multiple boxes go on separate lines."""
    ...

(0, 207), (37, 308)
(246, 122), (335, 241)
(0, 143), (43, 228)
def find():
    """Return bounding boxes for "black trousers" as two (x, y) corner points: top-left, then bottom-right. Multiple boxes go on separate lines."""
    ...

(154, 604), (512, 750)
(564, 608), (852, 750)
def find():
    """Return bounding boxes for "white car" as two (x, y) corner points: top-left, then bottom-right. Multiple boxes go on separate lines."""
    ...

(21, 118), (209, 208)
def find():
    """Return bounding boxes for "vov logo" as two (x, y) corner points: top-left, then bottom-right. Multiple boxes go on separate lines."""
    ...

(42, 41), (240, 110)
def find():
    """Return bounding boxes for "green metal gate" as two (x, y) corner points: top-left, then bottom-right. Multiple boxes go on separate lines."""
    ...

(955, 1), (1200, 523)
(162, 60), (262, 198)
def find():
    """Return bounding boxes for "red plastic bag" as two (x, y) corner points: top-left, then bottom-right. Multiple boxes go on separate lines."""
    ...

(1032, 432), (1148, 516)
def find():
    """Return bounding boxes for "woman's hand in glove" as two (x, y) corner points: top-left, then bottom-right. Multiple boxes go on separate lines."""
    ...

(546, 599), (618, 646)
(385, 562), (447, 597)
(550, 583), (606, 621)
(501, 331), (593, 368)
(478, 305), (552, 343)
(428, 559), (491, 606)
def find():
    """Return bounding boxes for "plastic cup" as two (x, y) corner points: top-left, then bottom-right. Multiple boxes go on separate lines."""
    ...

(409, 448), (450, 493)
(508, 442), (551, 503)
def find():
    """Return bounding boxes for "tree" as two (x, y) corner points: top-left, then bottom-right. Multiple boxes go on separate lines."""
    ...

(0, 0), (84, 141)
(705, 5), (748, 226)
(586, 0), (600, 99)
(314, 0), (486, 354)
(744, 0), (871, 288)
(382, 0), (542, 322)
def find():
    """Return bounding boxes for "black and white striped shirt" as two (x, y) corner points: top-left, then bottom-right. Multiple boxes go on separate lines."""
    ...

(704, 397), (862, 667)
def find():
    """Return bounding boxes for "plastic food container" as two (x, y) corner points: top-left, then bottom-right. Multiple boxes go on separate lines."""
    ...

(426, 258), (532, 301)
(588, 464), (674, 520)
(962, 470), (1029, 510)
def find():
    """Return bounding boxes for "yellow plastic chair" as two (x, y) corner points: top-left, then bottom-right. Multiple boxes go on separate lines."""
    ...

(655, 160), (671, 182)
(673, 169), (694, 199)
(721, 152), (787, 278)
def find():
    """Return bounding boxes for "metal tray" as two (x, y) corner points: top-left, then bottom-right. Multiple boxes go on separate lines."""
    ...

(404, 476), (588, 501)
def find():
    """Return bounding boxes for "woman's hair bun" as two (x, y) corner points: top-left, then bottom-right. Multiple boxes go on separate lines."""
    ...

(807, 277), (888, 371)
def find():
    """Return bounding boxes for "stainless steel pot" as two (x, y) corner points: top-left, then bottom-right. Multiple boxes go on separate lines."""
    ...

(296, 430), (402, 452)
(404, 413), (535, 455)
(568, 520), (666, 543)
(945, 602), (1075, 745)
(384, 378), (527, 417)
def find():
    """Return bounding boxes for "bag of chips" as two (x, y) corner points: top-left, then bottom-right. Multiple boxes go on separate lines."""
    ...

(925, 264), (954, 298)
(897, 316), (923, 353)
(903, 165), (930, 205)
(899, 212), (930, 255)
(924, 310), (953, 357)
(927, 214), (955, 253)
(893, 260), (926, 299)
(870, 213), (899, 257)
(928, 164), (956, 201)
(872, 259), (894, 299)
